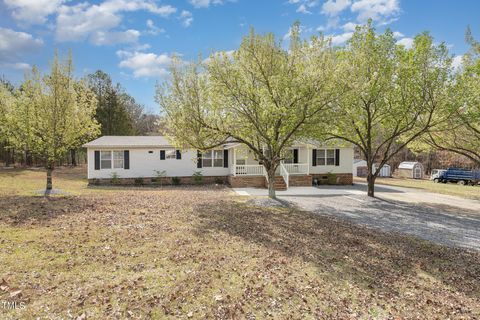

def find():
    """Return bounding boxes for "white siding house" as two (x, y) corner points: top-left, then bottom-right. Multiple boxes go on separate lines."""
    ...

(83, 136), (354, 188)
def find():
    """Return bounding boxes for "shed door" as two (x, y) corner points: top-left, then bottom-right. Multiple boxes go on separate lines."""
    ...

(414, 166), (422, 179)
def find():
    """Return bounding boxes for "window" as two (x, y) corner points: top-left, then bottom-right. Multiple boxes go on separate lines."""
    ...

(100, 151), (112, 169)
(326, 149), (335, 165)
(202, 150), (223, 167)
(113, 151), (124, 169)
(165, 149), (176, 159)
(316, 149), (335, 166)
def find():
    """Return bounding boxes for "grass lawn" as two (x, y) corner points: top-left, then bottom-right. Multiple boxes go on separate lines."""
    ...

(1, 168), (479, 319)
(355, 176), (480, 201)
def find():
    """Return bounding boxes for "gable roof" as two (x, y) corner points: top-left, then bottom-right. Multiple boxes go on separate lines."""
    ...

(398, 161), (422, 169)
(83, 136), (171, 148)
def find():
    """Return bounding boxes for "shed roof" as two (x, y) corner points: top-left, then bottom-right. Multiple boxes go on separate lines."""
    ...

(83, 136), (171, 148)
(398, 161), (422, 169)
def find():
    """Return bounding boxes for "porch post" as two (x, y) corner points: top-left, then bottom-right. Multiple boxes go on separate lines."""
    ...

(307, 147), (310, 175)
(233, 148), (236, 176)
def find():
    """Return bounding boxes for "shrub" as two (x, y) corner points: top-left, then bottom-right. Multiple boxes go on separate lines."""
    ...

(172, 176), (181, 185)
(192, 171), (203, 184)
(134, 178), (144, 185)
(152, 170), (167, 185)
(214, 176), (224, 185)
(327, 173), (337, 185)
(110, 172), (120, 185)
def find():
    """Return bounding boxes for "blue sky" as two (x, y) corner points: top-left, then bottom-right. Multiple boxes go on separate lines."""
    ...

(1, 0), (479, 113)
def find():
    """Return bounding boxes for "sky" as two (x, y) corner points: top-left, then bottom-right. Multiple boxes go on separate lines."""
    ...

(1, 0), (479, 113)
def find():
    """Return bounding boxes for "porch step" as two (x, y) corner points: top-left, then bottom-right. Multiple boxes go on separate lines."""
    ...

(272, 176), (287, 191)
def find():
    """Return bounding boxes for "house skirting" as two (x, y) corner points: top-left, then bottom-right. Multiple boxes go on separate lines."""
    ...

(227, 175), (267, 188)
(89, 173), (353, 187)
(311, 173), (353, 185)
(88, 176), (228, 186)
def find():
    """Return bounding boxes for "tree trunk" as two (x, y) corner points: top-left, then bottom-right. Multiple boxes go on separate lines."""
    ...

(46, 163), (53, 190)
(70, 149), (77, 166)
(367, 173), (375, 197)
(266, 168), (276, 199)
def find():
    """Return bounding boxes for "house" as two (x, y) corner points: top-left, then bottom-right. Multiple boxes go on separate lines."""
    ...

(353, 160), (391, 178)
(83, 136), (354, 189)
(353, 159), (368, 177)
(396, 161), (424, 179)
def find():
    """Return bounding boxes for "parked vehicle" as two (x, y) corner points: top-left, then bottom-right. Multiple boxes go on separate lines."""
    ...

(434, 168), (480, 185)
(430, 169), (446, 181)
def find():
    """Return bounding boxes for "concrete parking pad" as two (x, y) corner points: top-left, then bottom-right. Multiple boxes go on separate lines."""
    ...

(234, 184), (480, 250)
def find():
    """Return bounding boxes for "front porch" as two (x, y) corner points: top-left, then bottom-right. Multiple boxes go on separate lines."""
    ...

(228, 146), (312, 189)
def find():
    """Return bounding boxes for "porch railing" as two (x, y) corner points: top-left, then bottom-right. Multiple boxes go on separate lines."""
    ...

(279, 163), (289, 188)
(235, 164), (265, 176)
(283, 163), (309, 175)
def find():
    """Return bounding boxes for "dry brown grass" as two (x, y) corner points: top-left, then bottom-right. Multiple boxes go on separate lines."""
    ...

(0, 168), (479, 319)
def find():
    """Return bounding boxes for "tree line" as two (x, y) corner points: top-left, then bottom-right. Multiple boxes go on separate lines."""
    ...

(0, 52), (160, 190)
(158, 21), (479, 198)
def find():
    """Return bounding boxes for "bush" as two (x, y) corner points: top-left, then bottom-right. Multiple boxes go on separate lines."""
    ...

(327, 173), (337, 185)
(172, 176), (181, 185)
(152, 170), (167, 185)
(192, 171), (203, 184)
(214, 176), (224, 184)
(134, 178), (144, 185)
(110, 172), (120, 185)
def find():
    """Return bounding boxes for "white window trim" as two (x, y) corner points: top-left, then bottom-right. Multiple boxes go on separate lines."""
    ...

(202, 150), (224, 168)
(316, 148), (335, 166)
(100, 150), (124, 169)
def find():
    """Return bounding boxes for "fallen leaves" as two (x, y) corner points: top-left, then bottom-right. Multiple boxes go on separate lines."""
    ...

(0, 171), (479, 318)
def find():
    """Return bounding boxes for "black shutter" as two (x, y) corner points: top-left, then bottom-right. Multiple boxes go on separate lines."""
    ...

(293, 149), (299, 164)
(335, 149), (340, 166)
(197, 150), (202, 168)
(160, 150), (165, 160)
(124, 150), (130, 169)
(94, 151), (100, 170)
(223, 149), (228, 168)
(176, 150), (181, 159)
(312, 149), (317, 166)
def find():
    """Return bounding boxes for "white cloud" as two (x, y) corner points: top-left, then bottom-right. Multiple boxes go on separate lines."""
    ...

(189, 0), (227, 8)
(296, 4), (312, 14)
(396, 37), (413, 49)
(118, 51), (174, 78)
(3, 0), (64, 25)
(452, 55), (463, 71)
(393, 31), (404, 38)
(90, 29), (140, 46)
(327, 32), (353, 45)
(351, 0), (400, 23)
(321, 0), (352, 16)
(0, 27), (43, 61)
(146, 19), (166, 35)
(180, 10), (194, 28)
(1, 62), (32, 70)
(55, 0), (176, 43)
(342, 22), (358, 32)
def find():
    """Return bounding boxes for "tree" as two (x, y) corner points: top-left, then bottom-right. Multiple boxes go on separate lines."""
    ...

(87, 70), (159, 136)
(323, 22), (452, 197)
(7, 52), (100, 190)
(427, 28), (480, 165)
(157, 25), (339, 198)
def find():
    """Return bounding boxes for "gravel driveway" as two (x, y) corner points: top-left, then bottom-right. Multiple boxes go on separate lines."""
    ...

(234, 184), (480, 251)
